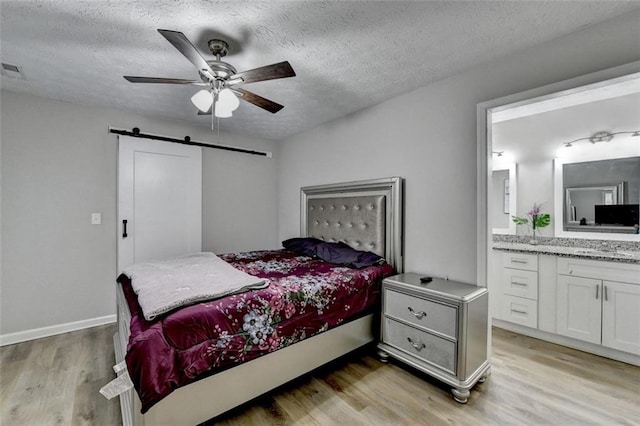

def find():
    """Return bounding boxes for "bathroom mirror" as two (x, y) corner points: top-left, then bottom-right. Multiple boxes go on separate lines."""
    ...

(565, 184), (621, 225)
(492, 162), (517, 234)
(554, 156), (640, 238)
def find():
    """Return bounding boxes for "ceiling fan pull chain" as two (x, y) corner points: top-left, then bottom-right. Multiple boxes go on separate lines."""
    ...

(211, 92), (217, 131)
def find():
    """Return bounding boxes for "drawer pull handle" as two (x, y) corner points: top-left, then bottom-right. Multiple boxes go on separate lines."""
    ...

(407, 306), (427, 320)
(511, 259), (528, 264)
(511, 281), (527, 287)
(604, 285), (608, 302)
(407, 337), (426, 351)
(595, 285), (599, 300)
(511, 309), (527, 315)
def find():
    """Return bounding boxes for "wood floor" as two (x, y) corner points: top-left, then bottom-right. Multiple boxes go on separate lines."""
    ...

(1, 325), (639, 425)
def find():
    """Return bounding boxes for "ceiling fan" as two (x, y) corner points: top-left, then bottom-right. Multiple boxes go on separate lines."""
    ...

(124, 29), (296, 118)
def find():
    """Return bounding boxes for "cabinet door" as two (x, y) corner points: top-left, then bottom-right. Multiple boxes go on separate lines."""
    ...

(602, 281), (640, 355)
(557, 275), (602, 344)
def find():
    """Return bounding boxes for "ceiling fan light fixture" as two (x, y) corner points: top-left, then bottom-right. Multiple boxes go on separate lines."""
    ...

(214, 107), (233, 118)
(191, 89), (213, 112)
(217, 88), (240, 112)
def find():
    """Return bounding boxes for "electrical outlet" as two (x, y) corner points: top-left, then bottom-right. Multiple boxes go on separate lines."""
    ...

(91, 213), (102, 225)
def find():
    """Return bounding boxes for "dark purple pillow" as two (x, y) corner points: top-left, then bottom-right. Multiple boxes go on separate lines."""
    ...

(315, 241), (386, 269)
(282, 237), (324, 257)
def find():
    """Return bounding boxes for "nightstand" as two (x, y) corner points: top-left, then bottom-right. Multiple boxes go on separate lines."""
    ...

(377, 273), (490, 403)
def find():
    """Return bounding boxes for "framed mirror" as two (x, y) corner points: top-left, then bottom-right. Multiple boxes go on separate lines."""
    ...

(565, 183), (623, 227)
(492, 162), (517, 234)
(554, 157), (640, 239)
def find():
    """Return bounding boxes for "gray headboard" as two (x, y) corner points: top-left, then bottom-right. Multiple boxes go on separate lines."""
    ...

(300, 177), (403, 272)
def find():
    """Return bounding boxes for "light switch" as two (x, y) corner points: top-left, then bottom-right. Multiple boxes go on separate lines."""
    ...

(91, 213), (102, 225)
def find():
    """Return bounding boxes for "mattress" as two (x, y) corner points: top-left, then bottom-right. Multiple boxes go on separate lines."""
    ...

(118, 249), (394, 413)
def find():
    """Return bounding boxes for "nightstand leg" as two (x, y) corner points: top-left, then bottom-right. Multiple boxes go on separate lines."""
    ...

(478, 367), (491, 383)
(377, 349), (390, 363)
(451, 388), (470, 404)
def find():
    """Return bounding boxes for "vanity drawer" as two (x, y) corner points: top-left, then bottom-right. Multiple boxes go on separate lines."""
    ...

(384, 289), (457, 339)
(557, 257), (640, 285)
(383, 317), (457, 374)
(499, 295), (537, 328)
(502, 252), (538, 271)
(502, 268), (538, 300)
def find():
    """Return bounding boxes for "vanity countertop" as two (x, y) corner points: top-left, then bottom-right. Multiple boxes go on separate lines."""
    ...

(493, 242), (640, 264)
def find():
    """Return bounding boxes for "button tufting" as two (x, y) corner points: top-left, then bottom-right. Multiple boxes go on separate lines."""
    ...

(341, 205), (347, 210)
(314, 221), (319, 225)
(367, 204), (374, 210)
(320, 206), (324, 210)
(324, 221), (329, 226)
(330, 205), (335, 210)
(348, 223), (353, 228)
(354, 205), (361, 210)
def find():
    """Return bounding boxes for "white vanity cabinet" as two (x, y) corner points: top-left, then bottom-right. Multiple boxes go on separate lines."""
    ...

(496, 252), (539, 328)
(556, 257), (640, 355)
(491, 246), (640, 364)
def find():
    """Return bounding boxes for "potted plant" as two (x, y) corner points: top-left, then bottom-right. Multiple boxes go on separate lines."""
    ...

(512, 203), (551, 245)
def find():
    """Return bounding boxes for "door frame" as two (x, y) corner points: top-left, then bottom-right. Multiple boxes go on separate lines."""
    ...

(476, 61), (640, 290)
(475, 61), (640, 360)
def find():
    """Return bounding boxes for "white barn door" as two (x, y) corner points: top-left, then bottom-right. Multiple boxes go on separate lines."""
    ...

(117, 135), (202, 273)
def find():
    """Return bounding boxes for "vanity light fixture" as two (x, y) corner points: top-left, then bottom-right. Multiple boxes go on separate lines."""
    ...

(492, 151), (504, 157)
(563, 130), (640, 148)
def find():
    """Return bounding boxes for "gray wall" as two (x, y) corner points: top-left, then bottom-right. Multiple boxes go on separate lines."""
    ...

(277, 11), (640, 283)
(0, 90), (278, 335)
(516, 159), (555, 236)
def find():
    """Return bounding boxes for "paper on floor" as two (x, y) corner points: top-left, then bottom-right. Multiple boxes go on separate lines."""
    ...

(99, 371), (134, 400)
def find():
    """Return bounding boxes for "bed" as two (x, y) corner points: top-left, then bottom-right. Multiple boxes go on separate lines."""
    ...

(114, 177), (403, 425)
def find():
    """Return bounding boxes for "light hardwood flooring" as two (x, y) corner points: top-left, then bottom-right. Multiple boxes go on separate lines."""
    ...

(1, 325), (639, 425)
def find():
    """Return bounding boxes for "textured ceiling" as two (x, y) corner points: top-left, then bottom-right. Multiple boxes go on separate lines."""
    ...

(1, 1), (639, 141)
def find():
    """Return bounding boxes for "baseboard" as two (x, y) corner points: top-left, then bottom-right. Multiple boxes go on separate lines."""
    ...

(492, 319), (640, 367)
(0, 314), (116, 346)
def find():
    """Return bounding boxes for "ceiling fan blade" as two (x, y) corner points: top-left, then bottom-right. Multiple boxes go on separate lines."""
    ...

(124, 76), (205, 85)
(158, 29), (213, 74)
(233, 88), (284, 113)
(230, 61), (295, 85)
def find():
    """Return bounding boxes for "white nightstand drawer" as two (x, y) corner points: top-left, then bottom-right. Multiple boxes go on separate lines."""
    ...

(384, 317), (456, 374)
(384, 289), (457, 339)
(502, 252), (538, 271)
(500, 295), (537, 328)
(502, 268), (538, 300)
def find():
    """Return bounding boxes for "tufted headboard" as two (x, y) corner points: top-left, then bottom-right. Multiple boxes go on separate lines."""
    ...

(300, 177), (403, 272)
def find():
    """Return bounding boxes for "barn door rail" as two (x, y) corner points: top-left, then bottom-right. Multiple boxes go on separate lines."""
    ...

(109, 127), (272, 157)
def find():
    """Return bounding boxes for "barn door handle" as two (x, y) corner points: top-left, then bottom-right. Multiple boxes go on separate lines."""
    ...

(122, 220), (128, 238)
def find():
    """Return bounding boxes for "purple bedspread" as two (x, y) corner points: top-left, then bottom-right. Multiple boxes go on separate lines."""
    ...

(118, 249), (394, 413)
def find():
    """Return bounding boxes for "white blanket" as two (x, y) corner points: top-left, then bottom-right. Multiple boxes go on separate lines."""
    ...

(123, 252), (267, 321)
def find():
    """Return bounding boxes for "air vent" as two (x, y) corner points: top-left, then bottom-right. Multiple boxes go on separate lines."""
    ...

(1, 62), (25, 79)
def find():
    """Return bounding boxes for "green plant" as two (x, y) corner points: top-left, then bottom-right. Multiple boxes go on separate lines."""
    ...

(512, 203), (551, 232)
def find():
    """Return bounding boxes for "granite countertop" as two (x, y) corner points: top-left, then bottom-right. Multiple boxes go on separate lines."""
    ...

(493, 242), (640, 264)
